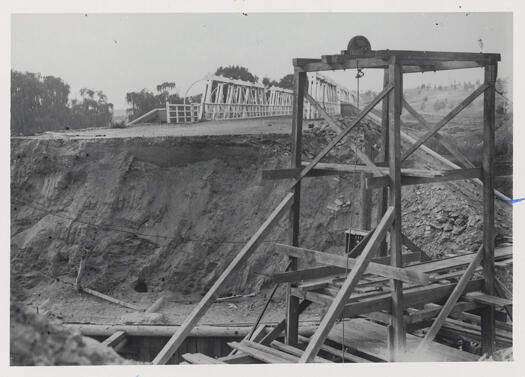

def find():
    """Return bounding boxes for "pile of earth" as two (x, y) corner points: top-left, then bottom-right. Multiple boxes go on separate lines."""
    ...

(10, 302), (129, 365)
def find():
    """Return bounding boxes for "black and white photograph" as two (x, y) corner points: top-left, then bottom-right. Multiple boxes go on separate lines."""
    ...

(5, 2), (522, 375)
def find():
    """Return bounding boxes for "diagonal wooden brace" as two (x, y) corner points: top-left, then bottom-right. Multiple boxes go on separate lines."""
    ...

(416, 244), (484, 350)
(402, 83), (489, 161)
(299, 207), (395, 362)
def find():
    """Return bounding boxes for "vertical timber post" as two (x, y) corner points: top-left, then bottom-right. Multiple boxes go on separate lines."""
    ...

(360, 131), (372, 230)
(388, 57), (406, 360)
(286, 71), (306, 346)
(377, 69), (390, 256)
(480, 62), (497, 356)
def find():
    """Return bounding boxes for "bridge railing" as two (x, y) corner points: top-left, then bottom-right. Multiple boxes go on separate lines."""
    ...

(166, 103), (202, 124)
(203, 103), (292, 121)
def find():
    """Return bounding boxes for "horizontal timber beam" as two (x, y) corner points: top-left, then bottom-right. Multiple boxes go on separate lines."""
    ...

(366, 168), (482, 189)
(272, 253), (421, 284)
(262, 163), (455, 181)
(342, 279), (484, 318)
(274, 244), (429, 285)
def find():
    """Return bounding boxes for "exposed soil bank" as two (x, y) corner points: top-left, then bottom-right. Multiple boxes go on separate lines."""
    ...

(11, 130), (512, 317)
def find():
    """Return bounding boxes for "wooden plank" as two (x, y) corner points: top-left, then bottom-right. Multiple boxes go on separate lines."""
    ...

(417, 245), (484, 349)
(342, 279), (484, 318)
(299, 207), (395, 362)
(465, 291), (512, 307)
(402, 83), (489, 161)
(272, 266), (345, 284)
(297, 335), (371, 363)
(286, 71), (306, 346)
(405, 302), (480, 325)
(371, 252), (421, 266)
(227, 341), (292, 364)
(146, 297), (165, 313)
(182, 353), (227, 364)
(275, 244), (429, 285)
(351, 246), (510, 288)
(263, 164), (453, 181)
(328, 319), (477, 362)
(81, 287), (142, 311)
(270, 341), (332, 363)
(366, 168), (483, 189)
(101, 330), (126, 348)
(152, 192), (294, 364)
(241, 340), (299, 362)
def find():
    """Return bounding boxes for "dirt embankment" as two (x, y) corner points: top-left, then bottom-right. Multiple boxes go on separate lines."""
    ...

(11, 128), (512, 310)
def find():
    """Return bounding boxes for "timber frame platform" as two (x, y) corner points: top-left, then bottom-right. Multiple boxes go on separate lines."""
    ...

(148, 40), (512, 364)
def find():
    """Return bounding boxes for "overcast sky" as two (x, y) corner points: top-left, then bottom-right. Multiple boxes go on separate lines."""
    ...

(11, 12), (512, 109)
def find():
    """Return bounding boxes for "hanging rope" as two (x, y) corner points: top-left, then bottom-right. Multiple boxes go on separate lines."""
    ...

(355, 58), (365, 110)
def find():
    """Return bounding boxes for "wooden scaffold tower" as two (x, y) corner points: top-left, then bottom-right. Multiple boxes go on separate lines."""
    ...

(151, 36), (512, 364)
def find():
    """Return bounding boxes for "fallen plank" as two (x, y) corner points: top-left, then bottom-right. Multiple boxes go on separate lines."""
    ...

(182, 353), (227, 364)
(81, 287), (142, 311)
(275, 244), (429, 285)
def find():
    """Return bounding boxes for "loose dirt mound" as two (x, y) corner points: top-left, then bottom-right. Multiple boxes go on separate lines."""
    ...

(11, 128), (512, 309)
(10, 303), (128, 365)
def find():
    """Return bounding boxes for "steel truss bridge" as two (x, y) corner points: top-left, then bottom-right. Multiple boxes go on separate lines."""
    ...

(128, 73), (352, 126)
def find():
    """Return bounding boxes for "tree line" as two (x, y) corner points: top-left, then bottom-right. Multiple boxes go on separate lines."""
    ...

(11, 70), (113, 136)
